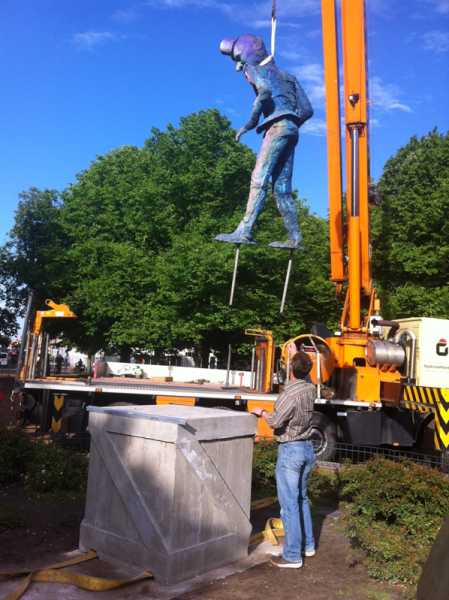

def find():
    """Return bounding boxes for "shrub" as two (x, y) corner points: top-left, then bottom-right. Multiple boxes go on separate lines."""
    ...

(24, 441), (88, 497)
(340, 458), (449, 586)
(308, 468), (339, 506)
(252, 441), (277, 495)
(0, 427), (34, 484)
(252, 441), (339, 505)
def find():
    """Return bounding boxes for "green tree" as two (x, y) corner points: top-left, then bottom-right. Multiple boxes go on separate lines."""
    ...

(2, 109), (338, 359)
(59, 110), (258, 357)
(0, 188), (69, 342)
(372, 129), (449, 318)
(0, 247), (20, 343)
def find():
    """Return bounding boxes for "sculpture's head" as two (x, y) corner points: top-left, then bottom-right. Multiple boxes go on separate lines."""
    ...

(220, 34), (269, 70)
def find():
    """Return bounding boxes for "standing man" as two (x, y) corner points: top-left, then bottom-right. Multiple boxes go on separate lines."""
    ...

(252, 350), (317, 568)
(216, 34), (313, 248)
(55, 351), (64, 375)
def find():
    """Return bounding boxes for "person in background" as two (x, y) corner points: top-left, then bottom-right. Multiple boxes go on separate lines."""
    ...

(55, 352), (64, 375)
(252, 350), (317, 568)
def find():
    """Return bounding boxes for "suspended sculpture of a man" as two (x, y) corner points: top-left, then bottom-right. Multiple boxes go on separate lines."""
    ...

(216, 34), (313, 249)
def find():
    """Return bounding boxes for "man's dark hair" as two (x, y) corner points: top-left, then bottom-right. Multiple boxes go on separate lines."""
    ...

(291, 351), (313, 379)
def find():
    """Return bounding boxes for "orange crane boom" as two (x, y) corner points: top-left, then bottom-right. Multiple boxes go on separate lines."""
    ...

(322, 0), (372, 331)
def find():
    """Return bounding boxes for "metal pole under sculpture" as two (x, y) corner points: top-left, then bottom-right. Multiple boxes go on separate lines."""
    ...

(215, 34), (313, 249)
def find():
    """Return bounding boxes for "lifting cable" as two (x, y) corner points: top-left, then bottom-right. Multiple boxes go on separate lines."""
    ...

(271, 0), (277, 57)
(226, 0), (295, 315)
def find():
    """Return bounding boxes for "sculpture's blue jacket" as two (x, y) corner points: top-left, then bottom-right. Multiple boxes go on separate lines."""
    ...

(243, 60), (313, 134)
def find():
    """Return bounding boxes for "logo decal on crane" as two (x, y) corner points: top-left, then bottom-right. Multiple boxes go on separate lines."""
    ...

(436, 339), (448, 357)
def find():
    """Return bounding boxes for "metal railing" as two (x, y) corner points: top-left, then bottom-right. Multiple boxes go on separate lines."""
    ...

(325, 442), (444, 471)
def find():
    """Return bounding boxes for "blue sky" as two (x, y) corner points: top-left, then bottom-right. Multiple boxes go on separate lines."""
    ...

(1, 0), (448, 243)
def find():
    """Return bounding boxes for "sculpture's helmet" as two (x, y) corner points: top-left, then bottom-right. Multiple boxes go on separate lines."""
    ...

(220, 34), (268, 69)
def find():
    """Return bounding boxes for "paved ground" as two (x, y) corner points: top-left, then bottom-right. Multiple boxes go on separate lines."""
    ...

(0, 485), (408, 600)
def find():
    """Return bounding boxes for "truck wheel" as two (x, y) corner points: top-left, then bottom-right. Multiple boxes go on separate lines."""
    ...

(310, 412), (337, 462)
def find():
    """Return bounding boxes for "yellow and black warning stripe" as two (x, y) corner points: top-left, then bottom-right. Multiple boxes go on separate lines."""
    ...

(402, 385), (449, 450)
(51, 393), (66, 433)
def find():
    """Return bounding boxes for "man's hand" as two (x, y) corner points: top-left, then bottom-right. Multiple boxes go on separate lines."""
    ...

(251, 407), (264, 417)
(235, 127), (247, 142)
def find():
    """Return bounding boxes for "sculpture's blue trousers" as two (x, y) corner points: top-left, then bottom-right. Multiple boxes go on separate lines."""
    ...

(237, 118), (300, 243)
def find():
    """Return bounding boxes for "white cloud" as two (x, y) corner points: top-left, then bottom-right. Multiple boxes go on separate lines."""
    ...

(111, 8), (139, 23)
(250, 19), (271, 29)
(215, 98), (239, 116)
(422, 30), (449, 53)
(427, 0), (449, 14)
(302, 118), (327, 136)
(73, 31), (124, 50)
(249, 18), (301, 29)
(144, 0), (320, 24)
(368, 76), (412, 113)
(145, 0), (231, 12)
(267, 0), (320, 18)
(279, 50), (302, 62)
(292, 63), (325, 106)
(306, 29), (322, 40)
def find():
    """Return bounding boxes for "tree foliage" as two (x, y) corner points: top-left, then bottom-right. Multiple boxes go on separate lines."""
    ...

(1, 109), (337, 358)
(0, 188), (68, 341)
(372, 129), (449, 318)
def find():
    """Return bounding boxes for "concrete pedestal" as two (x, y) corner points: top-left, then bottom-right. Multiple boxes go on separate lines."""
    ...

(79, 405), (257, 584)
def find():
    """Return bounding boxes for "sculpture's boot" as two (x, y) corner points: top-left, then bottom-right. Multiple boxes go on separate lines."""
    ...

(215, 180), (267, 245)
(215, 230), (255, 244)
(269, 238), (301, 249)
(269, 192), (302, 249)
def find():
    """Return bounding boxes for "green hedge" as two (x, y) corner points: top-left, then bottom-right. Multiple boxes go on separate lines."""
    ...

(24, 442), (88, 496)
(0, 427), (88, 497)
(252, 440), (339, 504)
(0, 428), (34, 484)
(340, 458), (449, 586)
(252, 441), (277, 495)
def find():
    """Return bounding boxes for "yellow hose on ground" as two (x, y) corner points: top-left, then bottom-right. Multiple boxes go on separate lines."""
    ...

(1, 496), (281, 600)
(0, 550), (152, 600)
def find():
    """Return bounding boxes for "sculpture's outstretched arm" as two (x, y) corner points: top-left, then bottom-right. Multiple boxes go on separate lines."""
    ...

(242, 87), (271, 132)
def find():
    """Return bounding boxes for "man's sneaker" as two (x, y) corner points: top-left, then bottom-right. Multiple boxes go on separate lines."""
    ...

(270, 556), (303, 569)
(305, 549), (316, 557)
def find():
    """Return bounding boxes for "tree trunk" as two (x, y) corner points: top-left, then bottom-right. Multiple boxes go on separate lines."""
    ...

(86, 353), (92, 376)
(197, 343), (210, 369)
(119, 346), (131, 363)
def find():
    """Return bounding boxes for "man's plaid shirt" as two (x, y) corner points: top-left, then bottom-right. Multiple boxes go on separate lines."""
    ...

(265, 379), (316, 443)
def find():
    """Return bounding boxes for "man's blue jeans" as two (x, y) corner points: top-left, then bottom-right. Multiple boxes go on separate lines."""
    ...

(276, 440), (316, 563)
